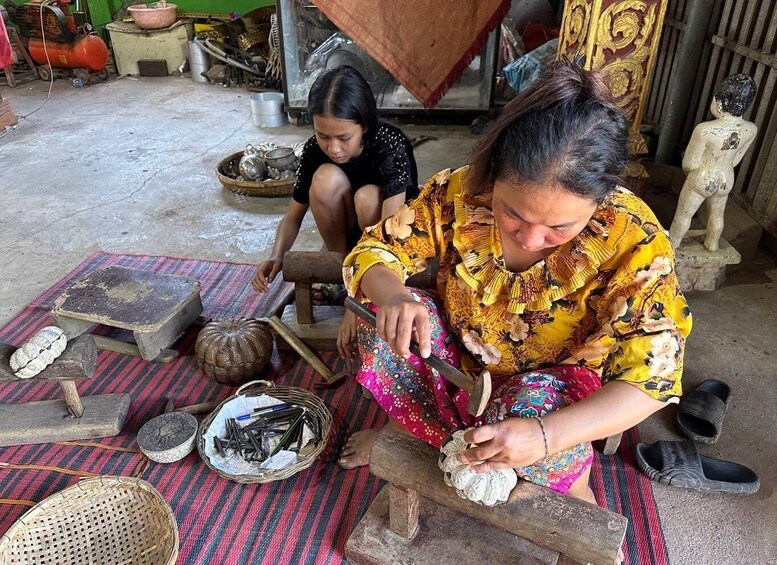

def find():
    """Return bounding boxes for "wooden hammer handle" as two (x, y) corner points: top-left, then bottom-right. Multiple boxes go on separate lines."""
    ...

(268, 316), (337, 384)
(345, 297), (473, 393)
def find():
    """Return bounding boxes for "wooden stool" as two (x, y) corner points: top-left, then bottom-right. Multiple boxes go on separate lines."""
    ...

(279, 251), (438, 351)
(51, 266), (203, 363)
(345, 428), (627, 565)
(0, 335), (131, 446)
(279, 251), (346, 351)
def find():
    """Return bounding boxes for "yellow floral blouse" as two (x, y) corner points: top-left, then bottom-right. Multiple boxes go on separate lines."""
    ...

(343, 167), (692, 402)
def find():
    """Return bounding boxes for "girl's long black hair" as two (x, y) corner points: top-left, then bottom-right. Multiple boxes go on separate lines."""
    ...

(308, 65), (379, 145)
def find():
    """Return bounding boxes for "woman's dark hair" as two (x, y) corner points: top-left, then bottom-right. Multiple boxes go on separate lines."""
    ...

(308, 65), (378, 139)
(714, 74), (757, 117)
(467, 57), (629, 203)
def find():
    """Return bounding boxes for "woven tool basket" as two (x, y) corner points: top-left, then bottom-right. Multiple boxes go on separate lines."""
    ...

(197, 380), (332, 484)
(0, 476), (178, 565)
(216, 151), (295, 197)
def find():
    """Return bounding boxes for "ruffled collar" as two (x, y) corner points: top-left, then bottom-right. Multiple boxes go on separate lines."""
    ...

(451, 190), (627, 314)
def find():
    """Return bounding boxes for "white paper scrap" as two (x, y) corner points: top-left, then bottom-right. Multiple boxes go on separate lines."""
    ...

(260, 450), (297, 470)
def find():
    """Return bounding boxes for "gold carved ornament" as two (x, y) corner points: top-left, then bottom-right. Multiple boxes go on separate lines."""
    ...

(558, 0), (595, 55)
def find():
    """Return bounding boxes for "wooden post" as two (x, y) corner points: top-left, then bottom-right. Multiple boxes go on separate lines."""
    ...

(388, 484), (419, 539)
(295, 282), (314, 324)
(602, 432), (623, 455)
(59, 380), (84, 418)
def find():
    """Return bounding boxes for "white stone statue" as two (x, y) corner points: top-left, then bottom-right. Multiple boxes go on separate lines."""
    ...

(669, 74), (758, 251)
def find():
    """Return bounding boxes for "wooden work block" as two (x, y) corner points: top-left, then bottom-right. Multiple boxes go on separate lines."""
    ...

(368, 429), (627, 565)
(345, 486), (560, 565)
(278, 304), (342, 352)
(0, 393), (131, 447)
(0, 334), (96, 382)
(51, 266), (203, 361)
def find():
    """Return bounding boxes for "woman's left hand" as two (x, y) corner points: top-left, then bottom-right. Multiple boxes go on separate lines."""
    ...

(459, 418), (547, 473)
(337, 310), (359, 364)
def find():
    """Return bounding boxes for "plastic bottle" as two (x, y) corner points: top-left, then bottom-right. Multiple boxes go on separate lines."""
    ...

(69, 77), (84, 88)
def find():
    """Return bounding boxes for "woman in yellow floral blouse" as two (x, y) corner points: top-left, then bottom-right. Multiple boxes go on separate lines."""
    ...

(339, 59), (691, 504)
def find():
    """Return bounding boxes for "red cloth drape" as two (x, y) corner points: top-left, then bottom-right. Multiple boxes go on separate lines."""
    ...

(0, 18), (13, 69)
(314, 0), (510, 108)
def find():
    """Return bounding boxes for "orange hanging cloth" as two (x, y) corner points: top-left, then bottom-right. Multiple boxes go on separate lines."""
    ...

(314, 0), (509, 108)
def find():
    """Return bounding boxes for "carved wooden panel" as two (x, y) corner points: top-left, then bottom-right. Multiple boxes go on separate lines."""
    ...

(558, 0), (668, 156)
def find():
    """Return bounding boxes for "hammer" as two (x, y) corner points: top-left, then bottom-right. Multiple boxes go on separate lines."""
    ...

(164, 398), (220, 416)
(345, 297), (491, 416)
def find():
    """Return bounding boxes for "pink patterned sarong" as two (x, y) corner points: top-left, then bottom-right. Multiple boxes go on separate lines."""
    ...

(355, 289), (601, 493)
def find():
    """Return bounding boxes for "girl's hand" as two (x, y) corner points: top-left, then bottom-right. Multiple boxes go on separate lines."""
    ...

(459, 418), (546, 473)
(376, 295), (431, 358)
(337, 310), (359, 363)
(251, 259), (282, 292)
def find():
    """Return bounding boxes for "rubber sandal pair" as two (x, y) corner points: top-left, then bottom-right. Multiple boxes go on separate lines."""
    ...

(634, 379), (759, 494)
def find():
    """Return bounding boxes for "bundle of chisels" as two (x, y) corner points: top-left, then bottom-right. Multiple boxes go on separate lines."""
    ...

(212, 403), (320, 464)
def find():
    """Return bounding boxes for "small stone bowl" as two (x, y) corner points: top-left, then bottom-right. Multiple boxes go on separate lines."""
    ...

(264, 147), (296, 171)
(137, 412), (198, 464)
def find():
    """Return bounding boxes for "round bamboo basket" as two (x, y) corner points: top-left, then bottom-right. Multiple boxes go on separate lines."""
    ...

(197, 380), (332, 484)
(216, 151), (296, 197)
(0, 476), (178, 565)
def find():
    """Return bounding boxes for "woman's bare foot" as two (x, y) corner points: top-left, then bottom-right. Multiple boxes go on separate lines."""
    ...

(567, 467), (597, 505)
(338, 429), (381, 469)
(567, 471), (623, 564)
(576, 486), (597, 505)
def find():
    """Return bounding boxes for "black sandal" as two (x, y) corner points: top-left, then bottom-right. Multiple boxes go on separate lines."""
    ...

(634, 440), (759, 494)
(674, 379), (731, 444)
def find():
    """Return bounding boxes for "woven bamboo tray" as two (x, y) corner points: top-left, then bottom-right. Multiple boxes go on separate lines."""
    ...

(0, 476), (178, 565)
(197, 380), (332, 484)
(216, 151), (296, 197)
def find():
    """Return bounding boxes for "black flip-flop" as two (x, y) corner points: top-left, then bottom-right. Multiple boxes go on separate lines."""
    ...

(634, 440), (759, 494)
(675, 379), (731, 444)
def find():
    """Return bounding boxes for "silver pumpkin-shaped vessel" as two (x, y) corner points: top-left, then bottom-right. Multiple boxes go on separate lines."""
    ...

(10, 326), (68, 379)
(438, 428), (518, 506)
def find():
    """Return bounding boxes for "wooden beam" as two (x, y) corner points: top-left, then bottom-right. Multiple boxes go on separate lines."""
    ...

(282, 251), (346, 284)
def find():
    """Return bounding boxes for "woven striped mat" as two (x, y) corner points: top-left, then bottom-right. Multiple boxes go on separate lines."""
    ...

(0, 252), (669, 564)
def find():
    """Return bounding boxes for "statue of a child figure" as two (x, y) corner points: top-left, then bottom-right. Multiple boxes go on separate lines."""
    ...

(669, 74), (758, 251)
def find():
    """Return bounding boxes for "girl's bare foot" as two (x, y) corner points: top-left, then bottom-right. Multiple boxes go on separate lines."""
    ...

(338, 429), (381, 469)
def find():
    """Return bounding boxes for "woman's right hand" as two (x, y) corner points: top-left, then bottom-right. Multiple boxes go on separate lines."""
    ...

(376, 295), (432, 359)
(251, 259), (282, 293)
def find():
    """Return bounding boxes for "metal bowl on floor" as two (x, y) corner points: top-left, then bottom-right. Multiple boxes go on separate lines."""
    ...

(264, 147), (296, 170)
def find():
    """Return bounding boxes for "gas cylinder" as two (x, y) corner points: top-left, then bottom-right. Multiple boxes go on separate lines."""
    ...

(28, 34), (108, 72)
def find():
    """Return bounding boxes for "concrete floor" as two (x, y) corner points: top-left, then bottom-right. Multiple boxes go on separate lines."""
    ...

(1, 78), (776, 565)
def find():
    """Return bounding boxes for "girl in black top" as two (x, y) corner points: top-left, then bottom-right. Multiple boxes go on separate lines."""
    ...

(252, 65), (419, 361)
